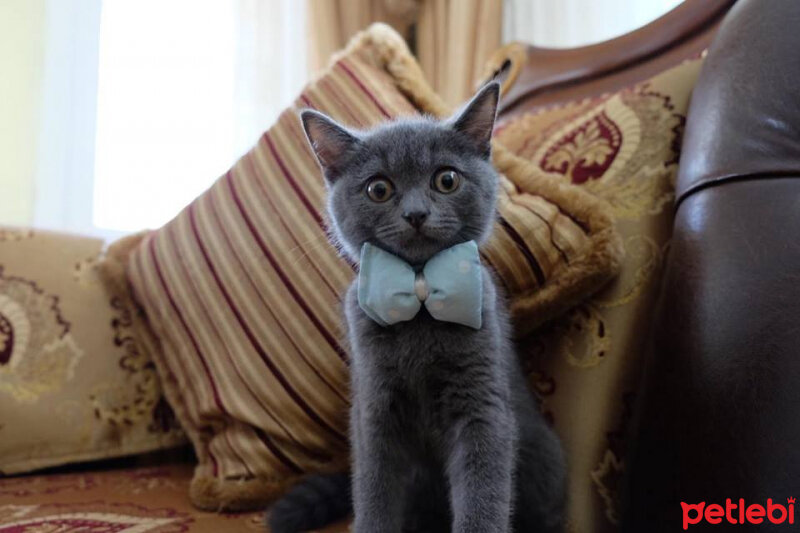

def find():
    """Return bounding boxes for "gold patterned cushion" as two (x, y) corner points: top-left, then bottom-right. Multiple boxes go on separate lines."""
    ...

(0, 229), (185, 475)
(495, 57), (704, 533)
(118, 24), (621, 511)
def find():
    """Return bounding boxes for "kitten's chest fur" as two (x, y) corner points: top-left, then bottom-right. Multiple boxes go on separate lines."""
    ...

(344, 271), (508, 450)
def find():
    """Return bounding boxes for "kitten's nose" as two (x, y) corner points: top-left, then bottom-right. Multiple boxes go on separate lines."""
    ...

(402, 210), (428, 229)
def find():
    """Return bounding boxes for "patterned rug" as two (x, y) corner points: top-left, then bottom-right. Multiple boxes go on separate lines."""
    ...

(0, 462), (348, 532)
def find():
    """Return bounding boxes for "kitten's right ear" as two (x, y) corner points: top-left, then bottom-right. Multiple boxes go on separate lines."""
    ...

(451, 82), (500, 158)
(300, 110), (360, 174)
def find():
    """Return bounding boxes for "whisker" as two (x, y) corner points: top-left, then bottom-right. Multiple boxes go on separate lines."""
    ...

(290, 237), (335, 266)
(287, 233), (330, 258)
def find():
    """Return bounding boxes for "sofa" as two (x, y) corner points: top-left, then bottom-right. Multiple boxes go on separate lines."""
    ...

(3, 0), (796, 531)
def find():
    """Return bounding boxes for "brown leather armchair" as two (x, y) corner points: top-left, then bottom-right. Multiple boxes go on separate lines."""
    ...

(494, 0), (800, 530)
(623, 0), (800, 530)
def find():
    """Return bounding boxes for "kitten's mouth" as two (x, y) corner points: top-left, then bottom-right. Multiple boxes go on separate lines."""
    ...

(402, 227), (440, 244)
(371, 225), (463, 264)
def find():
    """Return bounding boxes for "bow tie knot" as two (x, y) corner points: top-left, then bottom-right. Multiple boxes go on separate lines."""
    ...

(414, 272), (429, 301)
(357, 240), (483, 329)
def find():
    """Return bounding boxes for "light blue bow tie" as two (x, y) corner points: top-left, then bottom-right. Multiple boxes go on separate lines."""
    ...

(357, 240), (483, 330)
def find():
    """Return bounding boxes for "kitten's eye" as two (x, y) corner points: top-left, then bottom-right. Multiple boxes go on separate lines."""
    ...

(365, 176), (394, 203)
(432, 169), (461, 194)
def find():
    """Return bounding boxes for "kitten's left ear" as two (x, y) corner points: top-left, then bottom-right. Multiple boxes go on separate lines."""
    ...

(451, 82), (500, 158)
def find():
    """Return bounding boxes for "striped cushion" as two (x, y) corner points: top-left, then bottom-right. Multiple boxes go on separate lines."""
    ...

(125, 24), (620, 510)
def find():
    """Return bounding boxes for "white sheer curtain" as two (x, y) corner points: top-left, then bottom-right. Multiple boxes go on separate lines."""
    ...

(233, 0), (308, 156)
(14, 0), (686, 236)
(29, 0), (308, 237)
(33, 0), (101, 235)
(503, 0), (684, 48)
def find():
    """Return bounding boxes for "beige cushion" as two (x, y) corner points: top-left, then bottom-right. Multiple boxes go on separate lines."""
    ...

(0, 228), (185, 474)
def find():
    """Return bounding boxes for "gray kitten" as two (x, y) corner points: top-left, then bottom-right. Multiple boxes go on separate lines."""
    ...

(267, 83), (565, 533)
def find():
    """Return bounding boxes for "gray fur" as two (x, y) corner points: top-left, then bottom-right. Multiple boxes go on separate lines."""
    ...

(269, 83), (565, 533)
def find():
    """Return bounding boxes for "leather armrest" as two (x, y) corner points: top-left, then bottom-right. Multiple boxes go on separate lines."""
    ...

(674, 0), (800, 204)
(623, 0), (800, 530)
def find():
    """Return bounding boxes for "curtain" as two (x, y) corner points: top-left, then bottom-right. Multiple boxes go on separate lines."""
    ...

(234, 0), (310, 154)
(307, 0), (502, 106)
(14, 0), (311, 236)
(307, 0), (419, 73)
(34, 0), (101, 234)
(416, 0), (502, 106)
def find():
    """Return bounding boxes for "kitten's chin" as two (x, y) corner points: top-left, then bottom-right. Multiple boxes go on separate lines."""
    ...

(358, 225), (483, 266)
(376, 230), (461, 267)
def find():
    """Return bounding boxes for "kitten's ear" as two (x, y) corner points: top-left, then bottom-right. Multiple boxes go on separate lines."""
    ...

(300, 110), (360, 174)
(451, 82), (500, 158)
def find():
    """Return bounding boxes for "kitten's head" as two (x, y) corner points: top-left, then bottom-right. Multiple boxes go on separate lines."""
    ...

(300, 82), (500, 266)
